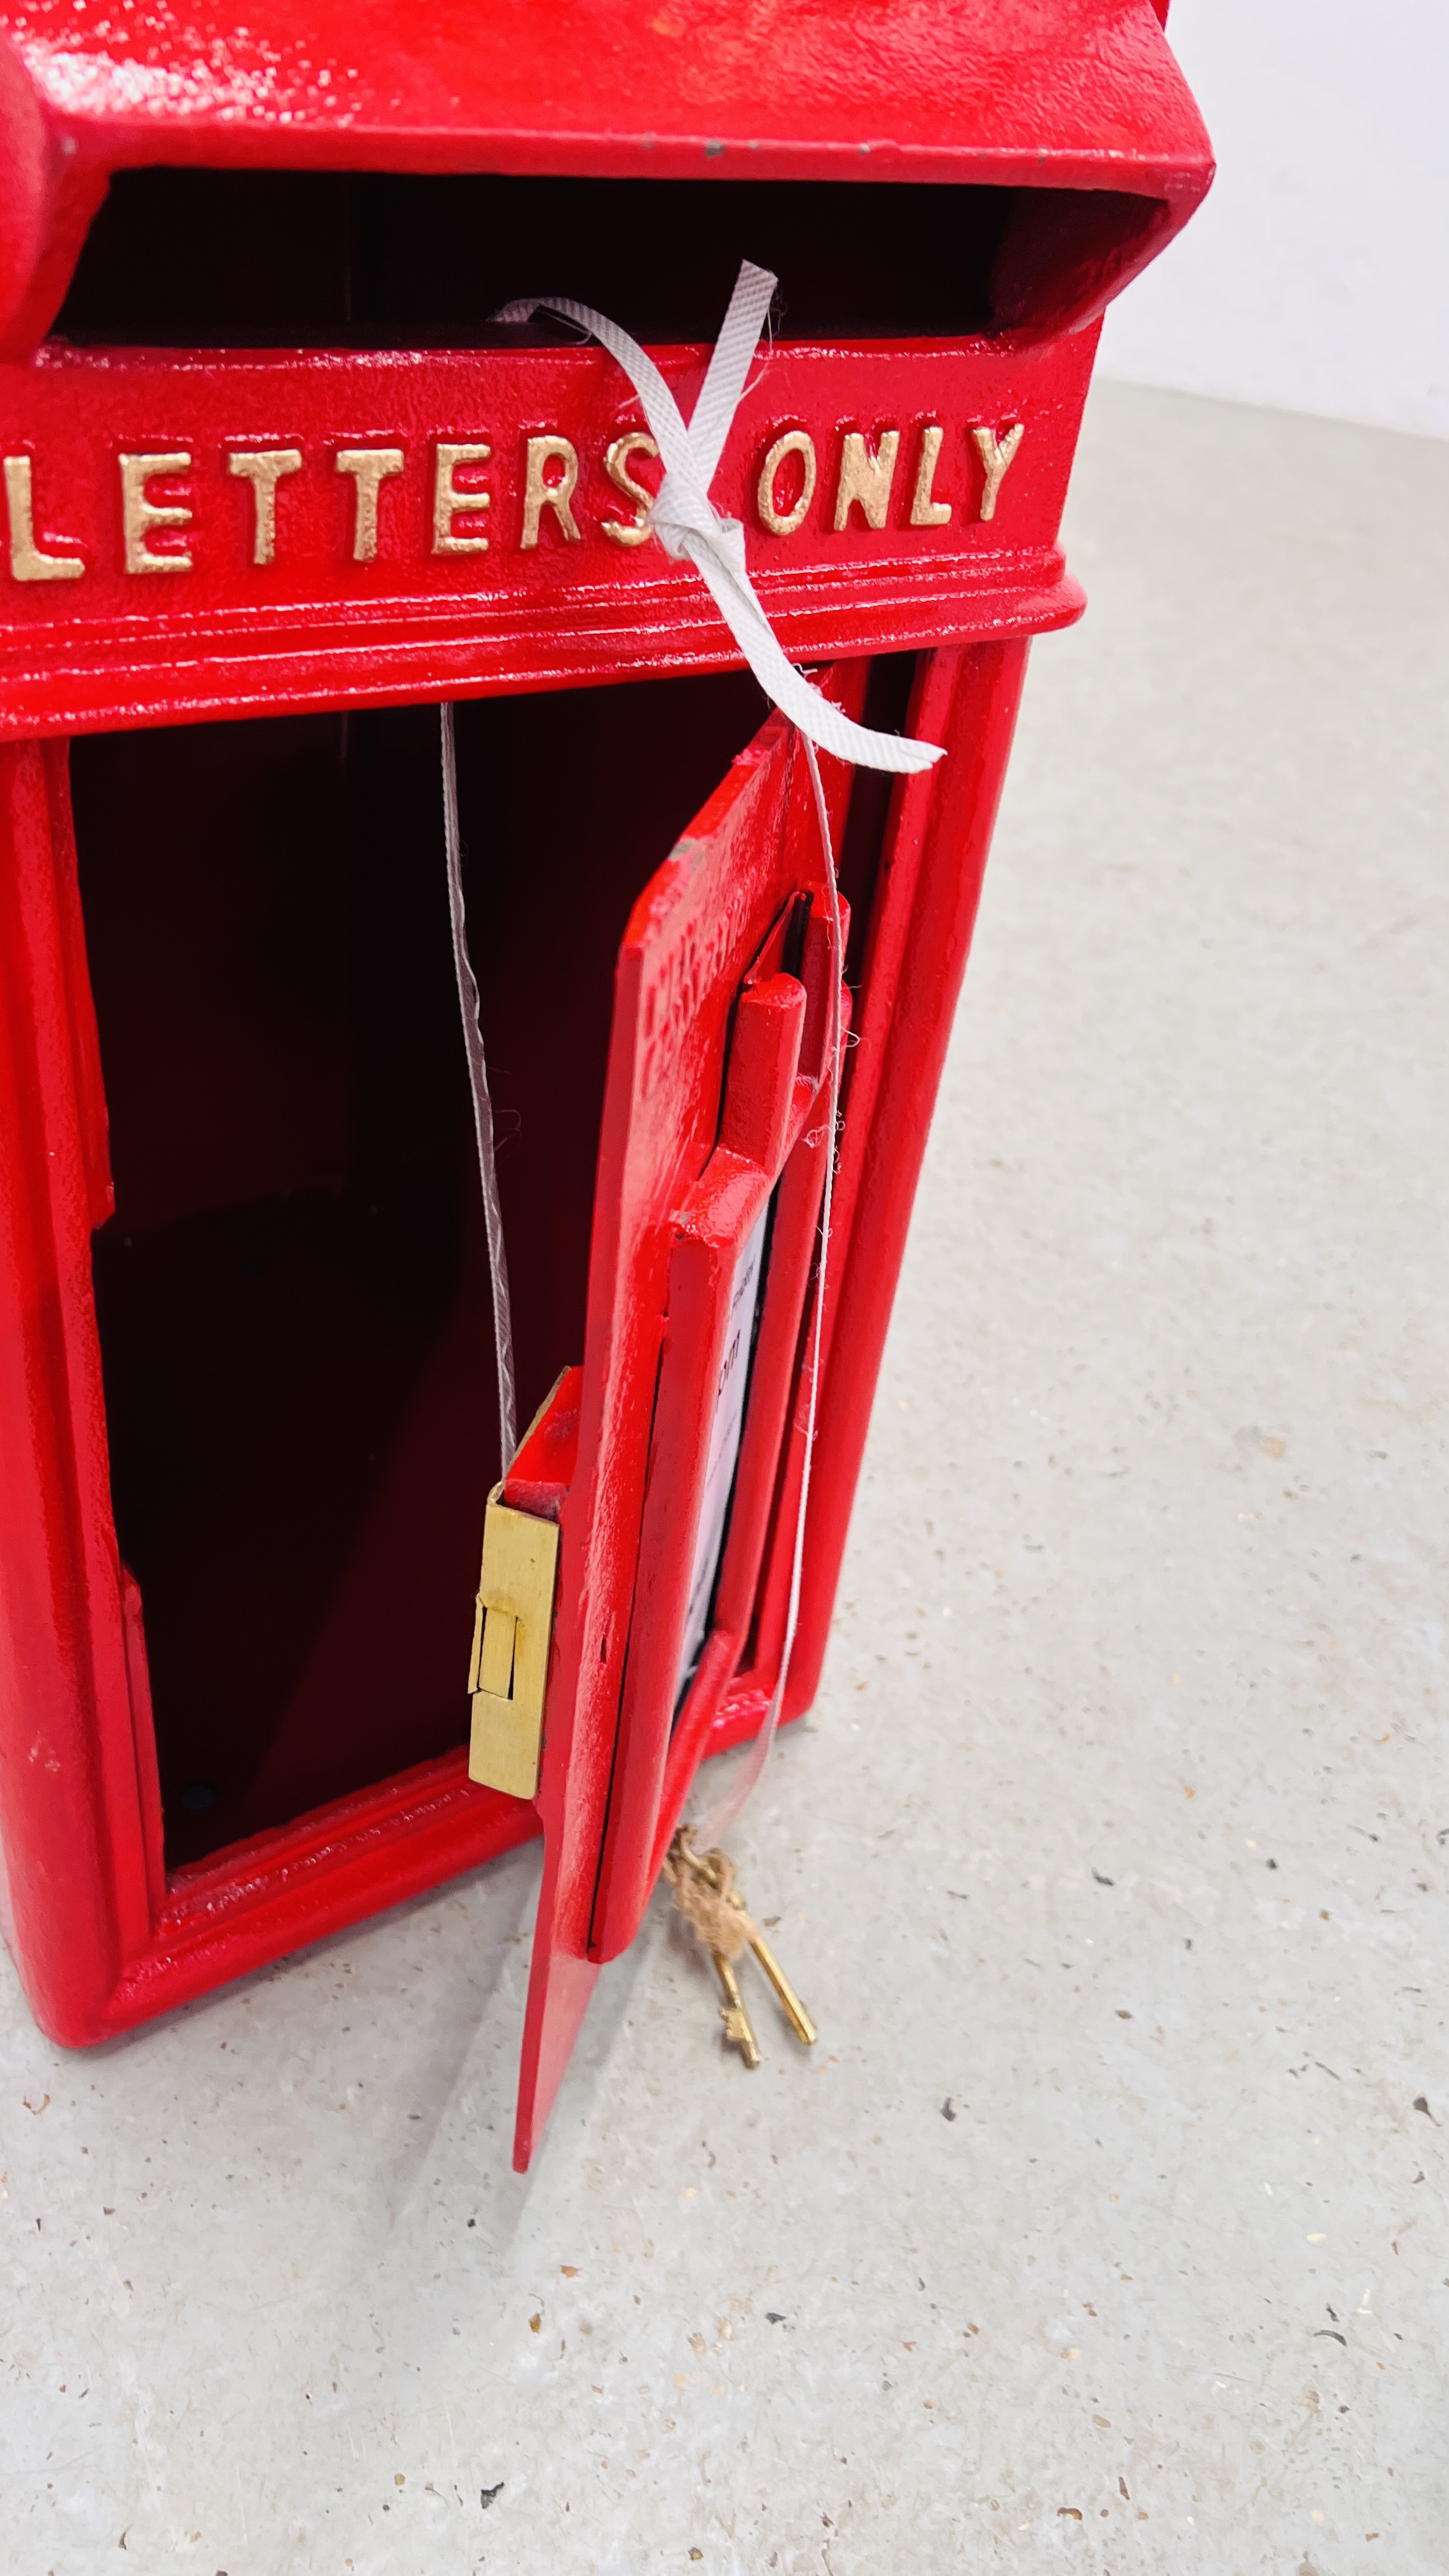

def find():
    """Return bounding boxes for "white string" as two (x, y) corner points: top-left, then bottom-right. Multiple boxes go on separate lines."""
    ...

(494, 264), (946, 779)
(441, 702), (518, 1467)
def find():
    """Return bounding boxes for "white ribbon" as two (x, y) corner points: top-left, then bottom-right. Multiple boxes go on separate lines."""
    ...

(495, 261), (945, 776)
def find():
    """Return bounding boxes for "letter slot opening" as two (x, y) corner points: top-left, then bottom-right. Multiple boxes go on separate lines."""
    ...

(54, 168), (1177, 355)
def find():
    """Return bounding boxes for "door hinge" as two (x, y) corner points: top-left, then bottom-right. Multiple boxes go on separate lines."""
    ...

(466, 1487), (560, 1801)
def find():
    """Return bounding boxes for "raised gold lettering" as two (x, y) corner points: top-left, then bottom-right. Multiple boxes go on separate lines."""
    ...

(909, 424), (952, 528)
(971, 422), (1025, 522)
(119, 452), (192, 574)
(756, 429), (816, 538)
(833, 428), (900, 533)
(335, 448), (404, 561)
(433, 442), (492, 554)
(520, 434), (581, 549)
(601, 433), (659, 546)
(3, 456), (82, 581)
(227, 448), (302, 565)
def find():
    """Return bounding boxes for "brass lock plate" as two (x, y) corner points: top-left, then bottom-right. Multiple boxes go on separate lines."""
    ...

(466, 1487), (560, 1801)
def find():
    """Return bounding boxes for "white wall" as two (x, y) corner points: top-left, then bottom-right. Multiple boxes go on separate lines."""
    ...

(1098, 0), (1449, 438)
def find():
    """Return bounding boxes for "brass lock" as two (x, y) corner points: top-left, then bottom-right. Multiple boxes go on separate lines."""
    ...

(466, 1486), (560, 1800)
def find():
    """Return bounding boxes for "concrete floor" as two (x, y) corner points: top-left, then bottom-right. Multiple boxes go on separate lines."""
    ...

(3, 381), (1446, 2575)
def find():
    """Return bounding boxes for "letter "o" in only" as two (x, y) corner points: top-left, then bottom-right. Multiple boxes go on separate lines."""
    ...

(756, 430), (816, 537)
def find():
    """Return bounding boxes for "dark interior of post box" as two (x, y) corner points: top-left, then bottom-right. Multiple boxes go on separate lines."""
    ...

(53, 167), (1169, 351)
(72, 675), (767, 1870)
(70, 659), (910, 1871)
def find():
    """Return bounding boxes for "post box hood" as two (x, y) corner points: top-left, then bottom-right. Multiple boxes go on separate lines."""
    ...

(0, 0), (1212, 355)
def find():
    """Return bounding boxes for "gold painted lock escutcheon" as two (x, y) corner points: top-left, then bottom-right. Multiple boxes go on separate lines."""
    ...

(466, 1486), (560, 1801)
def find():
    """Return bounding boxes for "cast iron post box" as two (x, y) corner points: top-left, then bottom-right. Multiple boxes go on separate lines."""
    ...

(0, 0), (1210, 2163)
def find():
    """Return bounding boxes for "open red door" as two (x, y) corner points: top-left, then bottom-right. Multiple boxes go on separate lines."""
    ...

(505, 666), (864, 2168)
(484, 641), (1030, 2170)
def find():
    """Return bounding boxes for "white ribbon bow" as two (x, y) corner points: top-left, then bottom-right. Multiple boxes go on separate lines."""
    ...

(496, 261), (945, 776)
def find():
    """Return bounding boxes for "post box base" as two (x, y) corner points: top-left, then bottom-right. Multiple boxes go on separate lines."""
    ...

(3, 1673), (799, 2048)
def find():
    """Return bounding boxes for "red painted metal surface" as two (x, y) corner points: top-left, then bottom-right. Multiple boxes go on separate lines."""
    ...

(0, 0), (1210, 2162)
(0, 1), (1211, 356)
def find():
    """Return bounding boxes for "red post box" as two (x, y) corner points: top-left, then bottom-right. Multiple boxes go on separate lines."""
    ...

(0, 0), (1210, 2163)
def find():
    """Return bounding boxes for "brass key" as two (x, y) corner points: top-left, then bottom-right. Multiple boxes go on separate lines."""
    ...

(737, 1919), (816, 2048)
(670, 1831), (817, 2052)
(710, 1949), (762, 2068)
